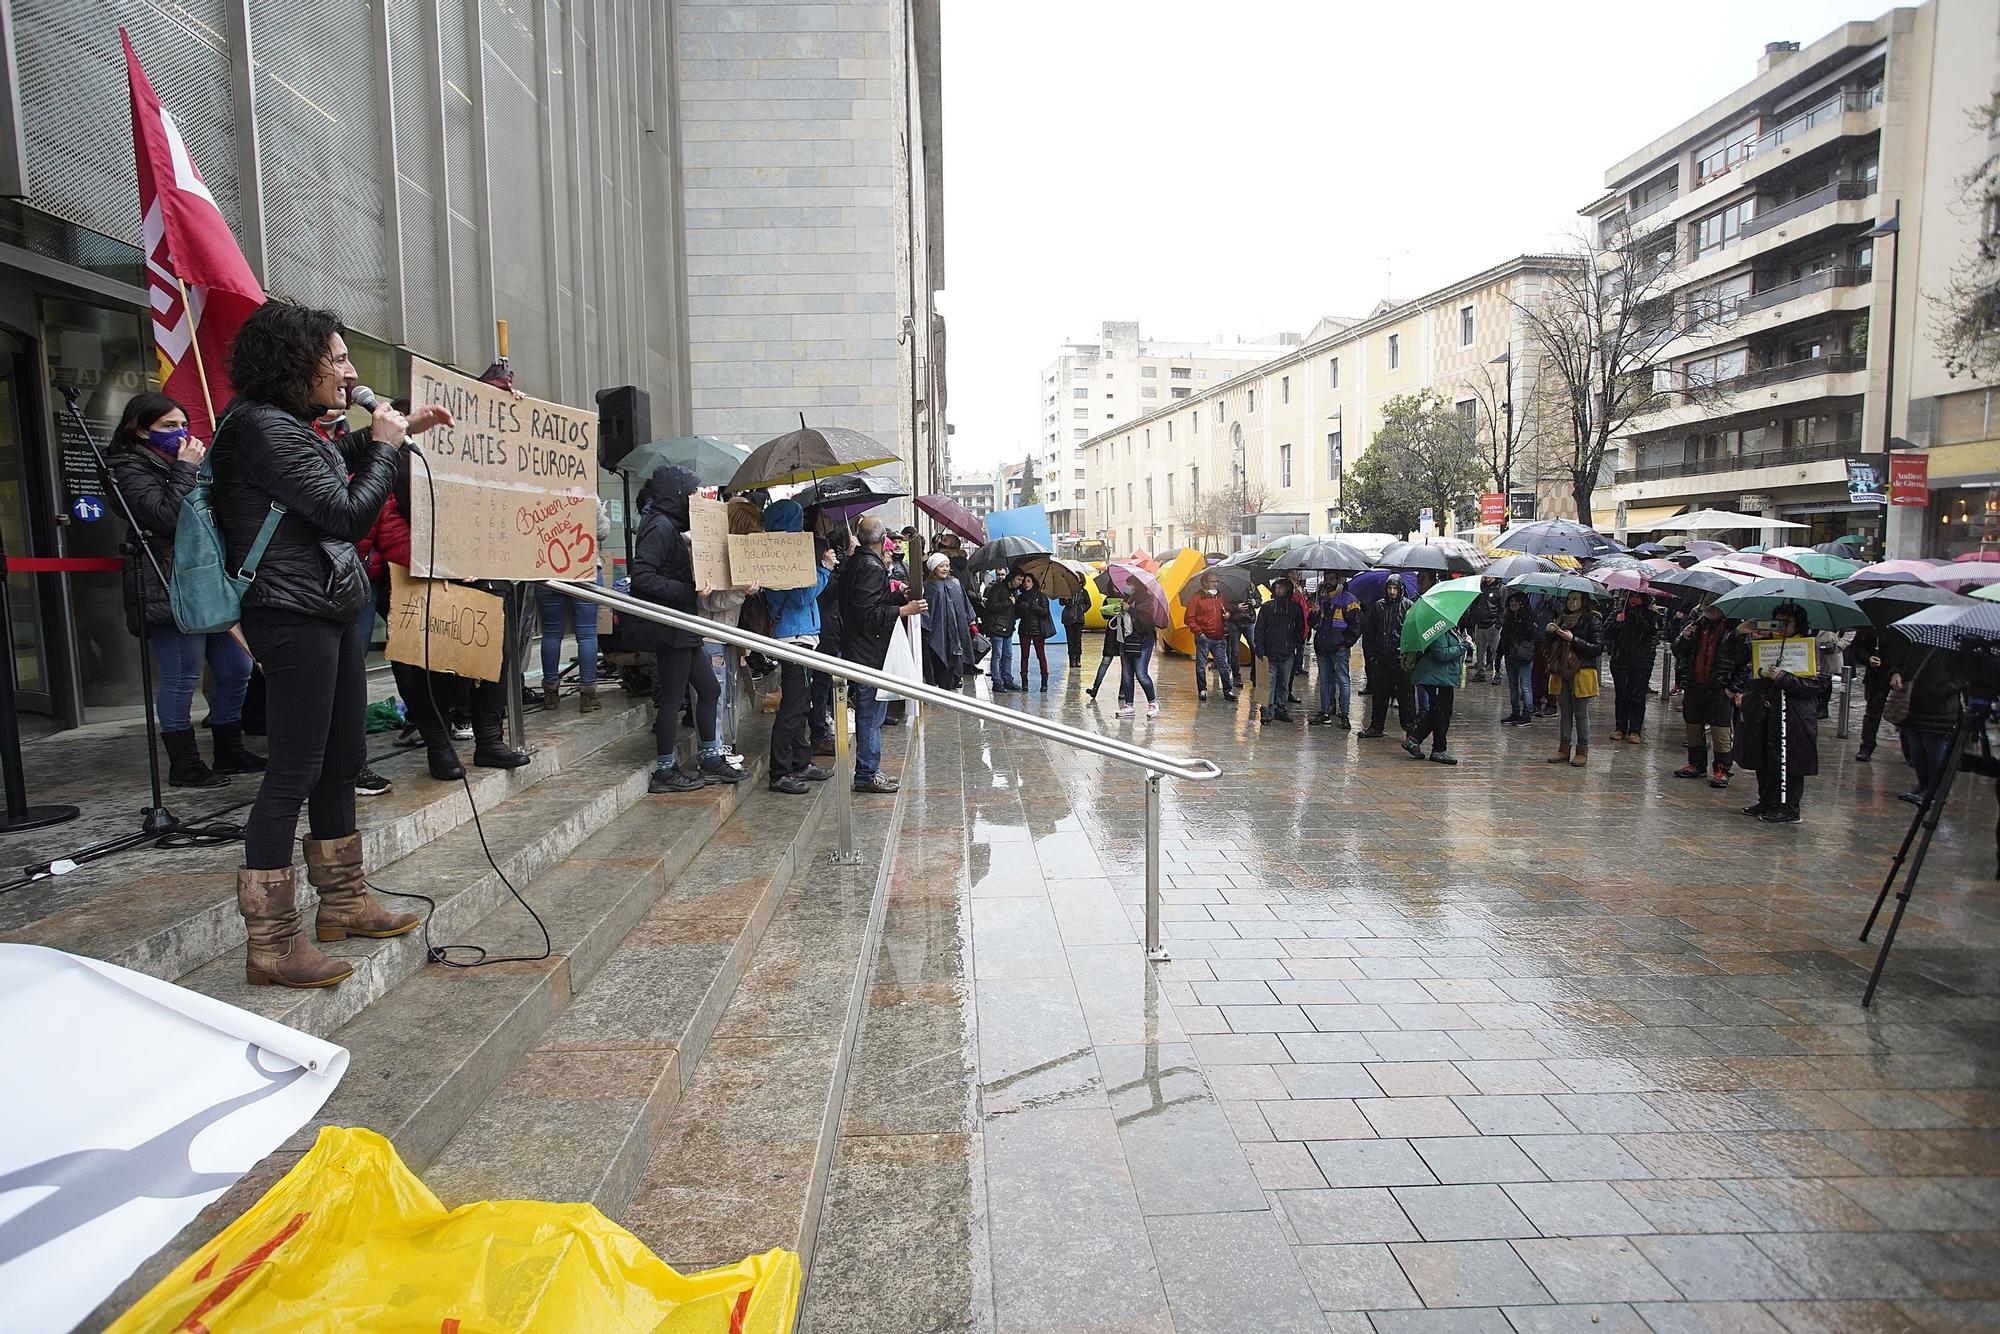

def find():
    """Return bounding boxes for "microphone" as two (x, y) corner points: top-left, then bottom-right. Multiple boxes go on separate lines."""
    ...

(351, 384), (382, 413)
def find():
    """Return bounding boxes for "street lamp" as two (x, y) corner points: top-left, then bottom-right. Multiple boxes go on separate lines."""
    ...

(1865, 203), (1902, 456)
(1488, 349), (1513, 499)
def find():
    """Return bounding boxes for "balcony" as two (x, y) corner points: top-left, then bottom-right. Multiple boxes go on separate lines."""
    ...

(1615, 439), (1856, 485)
(1742, 180), (1874, 240)
(1723, 351), (1864, 391)
(1740, 266), (1871, 315)
(1752, 88), (1882, 159)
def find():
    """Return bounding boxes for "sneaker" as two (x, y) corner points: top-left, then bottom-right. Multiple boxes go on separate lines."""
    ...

(1085, 687), (1099, 700)
(451, 722), (474, 740)
(1146, 702), (1159, 719)
(1742, 803), (1771, 817)
(394, 725), (424, 749)
(1116, 704), (1135, 718)
(699, 754), (747, 785)
(1401, 738), (1423, 759)
(770, 773), (810, 795)
(354, 766), (392, 796)
(799, 764), (833, 782)
(854, 773), (899, 794)
(1356, 728), (1384, 739)
(1625, 733), (1642, 744)
(648, 765), (703, 794)
(1223, 692), (1238, 702)
(1308, 712), (1333, 726)
(1199, 691), (1208, 702)
(1429, 751), (1458, 765)
(1708, 767), (1730, 790)
(1338, 715), (1351, 731)
(1896, 790), (1924, 805)
(1610, 730), (1625, 742)
(1760, 809), (1801, 824)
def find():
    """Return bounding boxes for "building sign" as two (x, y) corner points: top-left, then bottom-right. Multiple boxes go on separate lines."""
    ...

(1846, 457), (1888, 506)
(1478, 493), (1506, 525)
(1889, 453), (1929, 507)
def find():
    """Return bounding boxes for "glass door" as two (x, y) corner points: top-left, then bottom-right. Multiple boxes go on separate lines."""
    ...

(0, 334), (56, 715)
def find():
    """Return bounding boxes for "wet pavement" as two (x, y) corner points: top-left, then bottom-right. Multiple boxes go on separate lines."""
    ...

(808, 652), (2000, 1333)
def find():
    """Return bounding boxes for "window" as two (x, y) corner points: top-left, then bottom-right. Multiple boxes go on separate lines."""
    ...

(1141, 365), (1157, 378)
(1142, 387), (1157, 399)
(1192, 410), (1199, 431)
(1145, 479), (1153, 512)
(1108, 488), (1116, 515)
(1198, 370), (1208, 379)
(1126, 483), (1133, 513)
(1170, 366), (1191, 380)
(1387, 334), (1401, 369)
(1679, 348), (1748, 388)
(1072, 387), (1088, 399)
(1170, 387), (1191, 399)
(1126, 436), (1133, 456)
(1281, 375), (1291, 405)
(1166, 473), (1175, 505)
(1074, 467), (1086, 478)
(1144, 429), (1151, 446)
(1190, 466), (1199, 501)
(1279, 443), (1293, 488)
(1456, 399), (1479, 436)
(1460, 305), (1475, 346)
(1690, 273), (1752, 321)
(1073, 428), (1086, 440)
(1327, 428), (1342, 481)
(1694, 199), (1755, 256)
(1167, 421), (1173, 441)
(1073, 408), (1089, 420)
(1695, 121), (1757, 183)
(1248, 389), (1257, 413)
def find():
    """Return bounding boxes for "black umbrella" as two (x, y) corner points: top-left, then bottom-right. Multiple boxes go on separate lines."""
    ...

(1383, 544), (1480, 575)
(1206, 551), (1275, 601)
(1493, 519), (1618, 558)
(792, 470), (909, 520)
(1482, 553), (1559, 579)
(1272, 538), (1371, 573)
(968, 533), (1049, 574)
(728, 423), (900, 491)
(1852, 585), (1973, 629)
(1650, 566), (1742, 599)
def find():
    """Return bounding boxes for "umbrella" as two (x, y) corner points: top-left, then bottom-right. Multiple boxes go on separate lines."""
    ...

(1951, 550), (2000, 562)
(1695, 556), (1802, 583)
(1631, 543), (1673, 556)
(1400, 575), (1486, 653)
(1013, 553), (1094, 600)
(1507, 572), (1610, 601)
(793, 470), (908, 521)
(1592, 568), (1667, 596)
(968, 533), (1049, 574)
(1840, 559), (1939, 590)
(1338, 533), (1402, 562)
(1711, 577), (1867, 631)
(1097, 562), (1169, 622)
(1252, 533), (1317, 562)
(1272, 537), (1372, 573)
(1347, 567), (1410, 605)
(1852, 584), (1973, 629)
(1376, 540), (1414, 567)
(1206, 556), (1274, 602)
(1921, 562), (2000, 592)
(1761, 549), (1860, 582)
(1641, 508), (1809, 533)
(1890, 601), (2000, 651)
(1585, 553), (1644, 572)
(615, 435), (749, 485)
(728, 423), (900, 491)
(1384, 544), (1481, 575)
(1739, 544), (1769, 554)
(915, 493), (987, 545)
(1482, 553), (1560, 579)
(1683, 539), (1735, 559)
(1974, 583), (2000, 603)
(1652, 566), (1750, 599)
(1492, 519), (1617, 558)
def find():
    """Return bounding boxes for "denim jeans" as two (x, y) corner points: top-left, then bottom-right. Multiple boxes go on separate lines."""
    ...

(147, 627), (252, 731)
(1195, 633), (1232, 694)
(1317, 647), (1351, 717)
(850, 682), (886, 780)
(1266, 655), (1293, 710)
(1118, 638), (1156, 704)
(1508, 658), (1535, 718)
(991, 634), (1016, 687)
(537, 579), (599, 686)
(1908, 727), (1955, 798)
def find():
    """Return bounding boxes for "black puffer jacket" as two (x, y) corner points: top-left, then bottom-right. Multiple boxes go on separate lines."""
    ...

(1013, 587), (1055, 640)
(626, 465), (703, 652)
(981, 579), (1018, 637)
(210, 399), (395, 623)
(107, 445), (196, 635)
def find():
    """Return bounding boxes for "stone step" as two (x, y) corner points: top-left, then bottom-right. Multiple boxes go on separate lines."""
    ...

(614, 760), (906, 1278)
(1, 695), (655, 985)
(415, 771), (844, 1217)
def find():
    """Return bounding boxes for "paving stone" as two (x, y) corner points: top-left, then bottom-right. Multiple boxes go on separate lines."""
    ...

(1391, 1239), (1553, 1307)
(1146, 1209), (1327, 1332)
(1511, 1236), (1682, 1302)
(1294, 1242), (1423, 1311)
(1309, 1138), (1441, 1189)
(1504, 1180), (1658, 1237)
(1276, 1187), (1420, 1244)
(1630, 1235), (1807, 1300)
(1412, 1136), (1547, 1185)
(1391, 1183), (1540, 1241)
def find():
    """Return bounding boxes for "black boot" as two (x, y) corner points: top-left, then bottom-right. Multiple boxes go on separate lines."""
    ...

(428, 741), (465, 780)
(162, 728), (229, 788)
(1674, 745), (1706, 779)
(472, 714), (529, 769)
(209, 721), (266, 774)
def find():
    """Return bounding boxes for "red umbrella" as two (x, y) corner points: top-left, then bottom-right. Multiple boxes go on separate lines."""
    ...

(914, 493), (987, 544)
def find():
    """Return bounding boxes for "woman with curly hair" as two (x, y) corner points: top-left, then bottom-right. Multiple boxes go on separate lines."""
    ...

(210, 302), (453, 988)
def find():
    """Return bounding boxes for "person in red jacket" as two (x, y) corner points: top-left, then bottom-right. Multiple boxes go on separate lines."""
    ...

(1184, 571), (1235, 702)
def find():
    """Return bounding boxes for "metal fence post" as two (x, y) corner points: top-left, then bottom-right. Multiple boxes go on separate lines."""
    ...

(1144, 773), (1167, 963)
(830, 681), (860, 866)
(1836, 664), (1853, 740)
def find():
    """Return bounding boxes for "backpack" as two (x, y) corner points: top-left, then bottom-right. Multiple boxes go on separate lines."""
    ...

(169, 409), (286, 634)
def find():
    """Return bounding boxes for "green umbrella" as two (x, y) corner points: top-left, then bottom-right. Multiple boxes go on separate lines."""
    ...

(615, 435), (748, 485)
(1711, 577), (1867, 631)
(1505, 572), (1609, 601)
(1783, 551), (1861, 582)
(1974, 583), (2000, 604)
(1400, 574), (1486, 653)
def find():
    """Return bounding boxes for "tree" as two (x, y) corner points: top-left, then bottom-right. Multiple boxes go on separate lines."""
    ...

(1513, 228), (1718, 527)
(1457, 352), (1544, 500)
(1341, 390), (1484, 535)
(1930, 96), (2000, 380)
(1019, 455), (1041, 507)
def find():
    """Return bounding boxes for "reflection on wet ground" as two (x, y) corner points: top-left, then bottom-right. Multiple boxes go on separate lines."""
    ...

(807, 654), (2000, 1332)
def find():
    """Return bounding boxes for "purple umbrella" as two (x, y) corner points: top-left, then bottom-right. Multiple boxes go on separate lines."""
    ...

(916, 493), (987, 544)
(1098, 561), (1169, 622)
(1348, 568), (1414, 604)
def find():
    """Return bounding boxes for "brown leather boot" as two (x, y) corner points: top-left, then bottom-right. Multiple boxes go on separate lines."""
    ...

(578, 684), (600, 713)
(306, 833), (420, 941)
(542, 684), (562, 710)
(1546, 745), (1571, 764)
(1571, 745), (1590, 767)
(239, 866), (352, 988)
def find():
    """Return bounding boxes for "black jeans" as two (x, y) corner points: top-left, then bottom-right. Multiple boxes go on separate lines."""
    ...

(1613, 660), (1649, 734)
(1408, 685), (1454, 751)
(1861, 674), (1889, 749)
(652, 646), (718, 760)
(1066, 631), (1084, 668)
(239, 606), (370, 869)
(771, 659), (811, 777)
(1367, 664), (1415, 733)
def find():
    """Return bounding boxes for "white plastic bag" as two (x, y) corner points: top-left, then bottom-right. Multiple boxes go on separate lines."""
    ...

(877, 615), (922, 716)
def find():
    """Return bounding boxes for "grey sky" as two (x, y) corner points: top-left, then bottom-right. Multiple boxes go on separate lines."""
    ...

(940, 0), (1879, 479)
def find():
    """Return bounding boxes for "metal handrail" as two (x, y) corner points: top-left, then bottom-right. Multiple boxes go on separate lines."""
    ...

(550, 579), (1222, 961)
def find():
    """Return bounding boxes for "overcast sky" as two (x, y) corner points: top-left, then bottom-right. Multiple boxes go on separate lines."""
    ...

(939, 0), (1876, 479)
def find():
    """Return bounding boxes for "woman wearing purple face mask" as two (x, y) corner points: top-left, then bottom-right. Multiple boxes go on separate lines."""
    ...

(109, 391), (262, 787)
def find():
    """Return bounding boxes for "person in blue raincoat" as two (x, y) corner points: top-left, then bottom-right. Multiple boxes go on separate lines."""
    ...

(1402, 625), (1468, 765)
(761, 499), (834, 795)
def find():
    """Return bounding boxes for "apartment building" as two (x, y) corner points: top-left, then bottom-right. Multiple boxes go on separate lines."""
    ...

(947, 479), (997, 521)
(1591, 2), (2000, 555)
(1082, 256), (1572, 555)
(1039, 322), (1299, 538)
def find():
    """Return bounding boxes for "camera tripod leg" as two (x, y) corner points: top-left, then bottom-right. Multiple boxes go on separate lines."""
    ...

(1861, 720), (1971, 1007)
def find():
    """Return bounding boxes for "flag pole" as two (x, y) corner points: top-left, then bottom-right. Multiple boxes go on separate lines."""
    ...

(172, 274), (218, 432)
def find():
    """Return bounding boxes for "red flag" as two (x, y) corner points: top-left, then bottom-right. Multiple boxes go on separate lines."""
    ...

(122, 28), (264, 439)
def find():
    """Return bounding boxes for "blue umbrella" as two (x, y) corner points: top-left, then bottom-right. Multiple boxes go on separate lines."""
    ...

(1349, 568), (1415, 603)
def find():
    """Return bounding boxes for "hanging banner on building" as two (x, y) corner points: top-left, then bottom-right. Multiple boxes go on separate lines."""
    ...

(1889, 453), (1930, 507)
(406, 357), (600, 581)
(1846, 457), (1888, 506)
(1478, 493), (1507, 526)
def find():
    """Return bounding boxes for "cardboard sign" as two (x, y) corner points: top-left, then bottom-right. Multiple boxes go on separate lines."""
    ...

(406, 357), (600, 580)
(1752, 637), (1818, 676)
(1889, 452), (1929, 507)
(386, 564), (505, 681)
(688, 495), (731, 591)
(726, 532), (817, 589)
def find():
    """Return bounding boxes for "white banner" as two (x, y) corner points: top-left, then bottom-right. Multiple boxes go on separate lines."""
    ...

(0, 945), (348, 1332)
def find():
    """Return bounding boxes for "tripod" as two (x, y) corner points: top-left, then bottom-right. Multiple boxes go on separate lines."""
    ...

(1858, 697), (1992, 1006)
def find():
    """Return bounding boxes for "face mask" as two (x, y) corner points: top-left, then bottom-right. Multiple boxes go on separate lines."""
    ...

(146, 426), (187, 455)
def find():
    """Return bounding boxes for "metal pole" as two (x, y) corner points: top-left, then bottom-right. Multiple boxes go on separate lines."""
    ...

(505, 585), (526, 749)
(1836, 663), (1853, 740)
(830, 681), (859, 866)
(1144, 773), (1167, 962)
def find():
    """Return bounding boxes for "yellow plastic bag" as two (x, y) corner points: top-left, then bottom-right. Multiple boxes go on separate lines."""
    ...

(110, 1127), (799, 1334)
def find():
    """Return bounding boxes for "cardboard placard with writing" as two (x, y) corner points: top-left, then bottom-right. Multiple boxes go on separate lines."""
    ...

(1752, 637), (1818, 676)
(726, 532), (816, 590)
(406, 357), (600, 581)
(688, 495), (731, 591)
(386, 564), (505, 681)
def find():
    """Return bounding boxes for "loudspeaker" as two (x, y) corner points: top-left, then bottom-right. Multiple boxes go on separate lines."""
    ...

(594, 385), (650, 471)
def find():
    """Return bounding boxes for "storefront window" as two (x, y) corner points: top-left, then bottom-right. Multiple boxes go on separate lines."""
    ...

(1932, 486), (2000, 559)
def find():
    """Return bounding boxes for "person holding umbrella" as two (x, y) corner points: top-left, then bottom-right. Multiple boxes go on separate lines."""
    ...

(1229, 592), (1259, 692)
(1253, 575), (1307, 725)
(1116, 593), (1160, 719)
(1013, 570), (1056, 692)
(1608, 592), (1658, 744)
(1185, 571), (1234, 703)
(1358, 574), (1416, 739)
(1397, 575), (1484, 764)
(1310, 574), (1363, 728)
(1737, 603), (1830, 823)
(1672, 600), (1751, 788)
(982, 571), (1020, 692)
(1545, 590), (1605, 767)
(1499, 591), (1538, 724)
